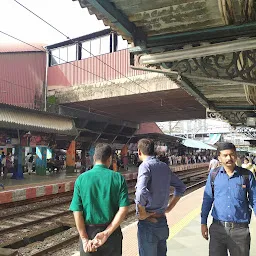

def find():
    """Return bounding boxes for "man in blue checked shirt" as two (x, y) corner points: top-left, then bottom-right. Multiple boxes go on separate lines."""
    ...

(135, 138), (186, 256)
(201, 142), (256, 256)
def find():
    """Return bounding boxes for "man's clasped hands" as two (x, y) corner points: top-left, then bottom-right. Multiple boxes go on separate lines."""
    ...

(82, 230), (109, 253)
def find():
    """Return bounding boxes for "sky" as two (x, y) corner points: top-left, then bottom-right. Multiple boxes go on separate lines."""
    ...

(0, 0), (107, 45)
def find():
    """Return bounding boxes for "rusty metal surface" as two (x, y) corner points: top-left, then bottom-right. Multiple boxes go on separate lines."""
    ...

(48, 49), (145, 87)
(0, 52), (46, 109)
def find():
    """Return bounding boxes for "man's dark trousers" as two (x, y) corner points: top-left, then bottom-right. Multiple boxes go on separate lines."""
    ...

(80, 226), (122, 256)
(209, 222), (250, 256)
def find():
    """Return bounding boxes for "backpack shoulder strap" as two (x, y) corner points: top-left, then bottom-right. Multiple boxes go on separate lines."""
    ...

(210, 167), (221, 198)
(237, 167), (250, 195)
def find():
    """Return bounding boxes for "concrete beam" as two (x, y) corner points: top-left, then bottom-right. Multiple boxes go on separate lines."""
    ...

(55, 73), (179, 104)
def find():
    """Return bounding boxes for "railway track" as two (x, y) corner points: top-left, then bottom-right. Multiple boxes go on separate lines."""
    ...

(0, 203), (71, 234)
(0, 168), (208, 255)
(0, 195), (73, 222)
(29, 178), (207, 256)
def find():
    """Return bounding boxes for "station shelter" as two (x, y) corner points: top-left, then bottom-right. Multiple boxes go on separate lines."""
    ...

(0, 103), (78, 179)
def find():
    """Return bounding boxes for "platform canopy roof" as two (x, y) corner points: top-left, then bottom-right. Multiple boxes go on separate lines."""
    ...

(73, 0), (256, 129)
(0, 103), (78, 136)
(131, 132), (182, 144)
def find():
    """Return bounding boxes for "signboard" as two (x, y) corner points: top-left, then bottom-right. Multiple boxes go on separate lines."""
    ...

(30, 136), (37, 147)
(20, 135), (29, 147)
(11, 138), (19, 145)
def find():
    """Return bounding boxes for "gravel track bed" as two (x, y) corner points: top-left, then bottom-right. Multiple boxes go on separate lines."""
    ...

(0, 196), (72, 218)
(47, 241), (80, 256)
(0, 214), (72, 244)
(18, 227), (78, 255)
(0, 203), (70, 228)
(38, 214), (139, 256)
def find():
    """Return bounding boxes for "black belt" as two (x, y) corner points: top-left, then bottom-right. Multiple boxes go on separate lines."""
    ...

(213, 219), (248, 229)
(150, 213), (166, 218)
(86, 222), (110, 228)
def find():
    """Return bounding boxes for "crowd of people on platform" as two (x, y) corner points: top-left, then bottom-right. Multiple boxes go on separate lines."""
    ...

(208, 152), (256, 178)
(76, 150), (214, 176)
(236, 153), (256, 178)
(157, 153), (212, 166)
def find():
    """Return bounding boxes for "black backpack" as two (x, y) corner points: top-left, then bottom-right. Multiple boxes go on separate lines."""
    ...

(29, 156), (33, 163)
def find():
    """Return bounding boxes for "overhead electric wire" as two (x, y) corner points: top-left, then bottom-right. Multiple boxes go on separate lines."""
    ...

(0, 30), (150, 101)
(14, 1), (157, 95)
(0, 78), (35, 91)
(13, 0), (182, 112)
(0, 29), (183, 120)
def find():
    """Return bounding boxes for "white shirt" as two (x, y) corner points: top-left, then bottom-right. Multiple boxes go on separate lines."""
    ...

(209, 159), (219, 169)
(1, 157), (6, 166)
(25, 155), (31, 164)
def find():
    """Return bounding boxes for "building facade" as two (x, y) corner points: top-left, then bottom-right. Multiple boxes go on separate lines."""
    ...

(0, 44), (46, 110)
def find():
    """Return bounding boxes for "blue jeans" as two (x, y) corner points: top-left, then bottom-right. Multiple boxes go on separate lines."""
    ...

(138, 217), (169, 256)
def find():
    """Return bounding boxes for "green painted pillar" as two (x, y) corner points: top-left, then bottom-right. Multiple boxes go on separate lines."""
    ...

(36, 146), (47, 175)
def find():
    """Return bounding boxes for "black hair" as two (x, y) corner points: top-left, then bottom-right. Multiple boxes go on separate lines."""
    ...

(94, 143), (112, 163)
(217, 142), (236, 156)
(138, 138), (155, 156)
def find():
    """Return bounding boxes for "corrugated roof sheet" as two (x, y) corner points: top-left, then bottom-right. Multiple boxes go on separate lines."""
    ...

(0, 51), (46, 109)
(0, 43), (45, 53)
(0, 104), (78, 135)
(74, 0), (225, 42)
(48, 49), (145, 87)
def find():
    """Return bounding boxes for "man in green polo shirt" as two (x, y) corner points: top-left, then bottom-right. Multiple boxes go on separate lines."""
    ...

(70, 143), (130, 255)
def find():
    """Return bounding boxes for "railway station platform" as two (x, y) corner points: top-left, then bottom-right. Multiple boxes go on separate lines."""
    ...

(0, 163), (208, 204)
(71, 186), (255, 256)
(120, 187), (256, 256)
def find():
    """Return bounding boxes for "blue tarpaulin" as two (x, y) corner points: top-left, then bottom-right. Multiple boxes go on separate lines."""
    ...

(182, 138), (216, 150)
(204, 134), (221, 145)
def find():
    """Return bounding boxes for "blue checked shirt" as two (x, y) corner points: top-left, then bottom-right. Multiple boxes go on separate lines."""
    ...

(135, 156), (186, 214)
(201, 166), (256, 224)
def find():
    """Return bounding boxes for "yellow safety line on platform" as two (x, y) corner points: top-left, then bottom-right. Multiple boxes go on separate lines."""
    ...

(251, 216), (256, 239)
(136, 206), (201, 256)
(168, 206), (201, 241)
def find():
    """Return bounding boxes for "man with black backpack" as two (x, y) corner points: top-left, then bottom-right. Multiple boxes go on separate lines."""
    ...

(201, 142), (256, 256)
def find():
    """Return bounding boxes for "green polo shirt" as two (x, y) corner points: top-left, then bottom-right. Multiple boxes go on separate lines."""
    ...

(69, 164), (130, 224)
